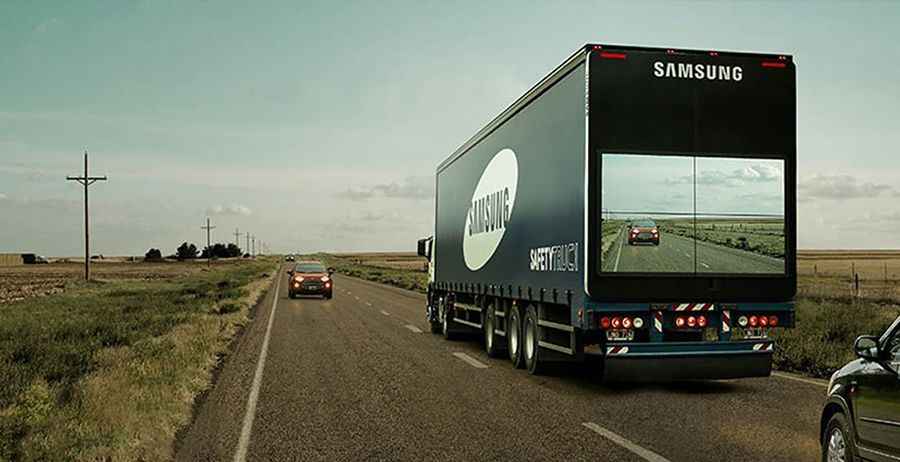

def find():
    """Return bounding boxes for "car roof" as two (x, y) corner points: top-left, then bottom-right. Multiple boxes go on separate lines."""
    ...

(296, 260), (322, 265)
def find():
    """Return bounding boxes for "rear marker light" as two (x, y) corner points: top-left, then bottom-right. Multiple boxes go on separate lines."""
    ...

(622, 317), (633, 329)
(738, 316), (749, 327)
(611, 317), (622, 329)
(749, 316), (759, 327)
(768, 315), (779, 327)
(697, 315), (707, 328)
(632, 317), (644, 329)
(600, 51), (627, 60)
(600, 317), (611, 329)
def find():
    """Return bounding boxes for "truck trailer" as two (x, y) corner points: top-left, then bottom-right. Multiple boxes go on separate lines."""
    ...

(418, 44), (796, 380)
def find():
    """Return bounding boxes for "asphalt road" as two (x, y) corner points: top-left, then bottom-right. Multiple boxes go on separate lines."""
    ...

(603, 230), (785, 274)
(177, 269), (824, 461)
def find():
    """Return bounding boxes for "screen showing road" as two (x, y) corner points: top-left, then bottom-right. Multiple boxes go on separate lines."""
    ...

(600, 153), (785, 275)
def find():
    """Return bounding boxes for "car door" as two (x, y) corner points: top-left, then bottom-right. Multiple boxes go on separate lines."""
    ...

(853, 318), (900, 458)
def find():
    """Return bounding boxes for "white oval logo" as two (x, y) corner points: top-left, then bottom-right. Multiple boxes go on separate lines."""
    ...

(463, 148), (518, 271)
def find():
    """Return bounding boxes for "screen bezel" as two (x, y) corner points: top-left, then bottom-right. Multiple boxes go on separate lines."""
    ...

(587, 148), (797, 303)
(597, 151), (787, 277)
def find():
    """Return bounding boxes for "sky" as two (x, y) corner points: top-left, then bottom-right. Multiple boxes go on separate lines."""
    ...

(1, 1), (899, 255)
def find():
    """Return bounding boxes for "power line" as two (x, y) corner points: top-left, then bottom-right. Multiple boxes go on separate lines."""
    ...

(66, 151), (107, 281)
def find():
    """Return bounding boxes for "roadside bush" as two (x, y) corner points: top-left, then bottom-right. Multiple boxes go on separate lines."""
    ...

(771, 299), (899, 378)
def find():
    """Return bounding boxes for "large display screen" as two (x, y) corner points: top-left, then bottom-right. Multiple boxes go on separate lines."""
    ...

(599, 153), (785, 275)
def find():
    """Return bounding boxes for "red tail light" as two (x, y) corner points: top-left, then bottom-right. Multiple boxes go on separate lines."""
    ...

(600, 51), (627, 60)
(759, 316), (769, 327)
(768, 315), (779, 327)
(622, 317), (633, 329)
(611, 317), (622, 329)
(675, 316), (686, 328)
(600, 317), (611, 329)
(686, 316), (697, 328)
(697, 315), (708, 328)
(749, 316), (758, 327)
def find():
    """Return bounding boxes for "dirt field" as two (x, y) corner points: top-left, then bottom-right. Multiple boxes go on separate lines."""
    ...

(329, 252), (427, 272)
(0, 260), (244, 304)
(797, 250), (900, 301)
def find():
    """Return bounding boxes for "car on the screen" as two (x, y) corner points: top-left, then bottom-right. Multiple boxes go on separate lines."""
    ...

(287, 261), (334, 299)
(284, 254), (295, 262)
(627, 219), (660, 245)
(820, 314), (900, 461)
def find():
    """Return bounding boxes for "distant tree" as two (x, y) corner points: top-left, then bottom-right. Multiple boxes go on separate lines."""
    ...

(177, 242), (198, 260)
(226, 243), (242, 258)
(145, 248), (163, 261)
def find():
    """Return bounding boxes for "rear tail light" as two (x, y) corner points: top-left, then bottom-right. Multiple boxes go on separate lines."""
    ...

(768, 315), (779, 327)
(686, 316), (697, 328)
(749, 316), (759, 327)
(611, 317), (622, 329)
(622, 317), (633, 329)
(759, 316), (769, 327)
(600, 51), (627, 60)
(675, 316), (686, 328)
(697, 315), (708, 328)
(600, 317), (611, 329)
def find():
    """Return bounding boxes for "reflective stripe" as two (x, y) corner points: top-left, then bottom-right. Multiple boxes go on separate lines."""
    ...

(722, 310), (731, 333)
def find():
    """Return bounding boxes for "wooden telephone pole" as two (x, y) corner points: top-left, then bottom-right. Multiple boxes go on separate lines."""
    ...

(202, 218), (215, 267)
(66, 151), (107, 281)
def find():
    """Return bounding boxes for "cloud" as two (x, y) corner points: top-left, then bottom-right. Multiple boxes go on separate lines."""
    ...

(335, 176), (433, 202)
(33, 18), (62, 34)
(205, 204), (252, 216)
(798, 174), (894, 200)
(335, 189), (376, 202)
(0, 193), (6, 201)
(667, 164), (782, 186)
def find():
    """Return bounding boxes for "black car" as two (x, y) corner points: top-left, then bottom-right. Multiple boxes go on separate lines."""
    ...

(821, 315), (900, 461)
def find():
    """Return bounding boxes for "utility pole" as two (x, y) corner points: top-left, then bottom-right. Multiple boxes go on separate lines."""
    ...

(233, 228), (242, 248)
(246, 233), (251, 257)
(202, 218), (215, 267)
(66, 151), (107, 281)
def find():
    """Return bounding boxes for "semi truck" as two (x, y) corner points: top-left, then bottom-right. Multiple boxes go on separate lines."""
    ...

(417, 44), (796, 380)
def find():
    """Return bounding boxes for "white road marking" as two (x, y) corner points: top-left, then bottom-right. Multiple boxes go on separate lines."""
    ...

(613, 230), (625, 272)
(234, 274), (281, 462)
(380, 310), (390, 316)
(683, 252), (691, 258)
(452, 352), (488, 369)
(772, 371), (827, 387)
(700, 262), (710, 269)
(404, 324), (423, 333)
(354, 296), (360, 300)
(365, 302), (372, 307)
(582, 422), (671, 462)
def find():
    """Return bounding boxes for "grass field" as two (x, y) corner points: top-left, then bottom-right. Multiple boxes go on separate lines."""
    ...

(0, 258), (277, 461)
(324, 251), (900, 379)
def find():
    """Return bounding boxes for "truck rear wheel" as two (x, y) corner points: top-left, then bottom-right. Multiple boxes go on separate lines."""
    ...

(441, 298), (457, 341)
(508, 306), (525, 369)
(484, 302), (506, 358)
(524, 305), (548, 375)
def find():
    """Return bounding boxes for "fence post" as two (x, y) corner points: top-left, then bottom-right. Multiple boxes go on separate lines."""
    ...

(855, 273), (860, 300)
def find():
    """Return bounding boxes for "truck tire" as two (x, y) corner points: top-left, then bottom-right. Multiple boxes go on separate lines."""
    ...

(484, 302), (506, 358)
(508, 306), (525, 369)
(441, 298), (457, 341)
(523, 305), (548, 375)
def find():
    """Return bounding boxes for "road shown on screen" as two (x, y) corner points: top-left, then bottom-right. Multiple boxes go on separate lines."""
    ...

(601, 224), (785, 273)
